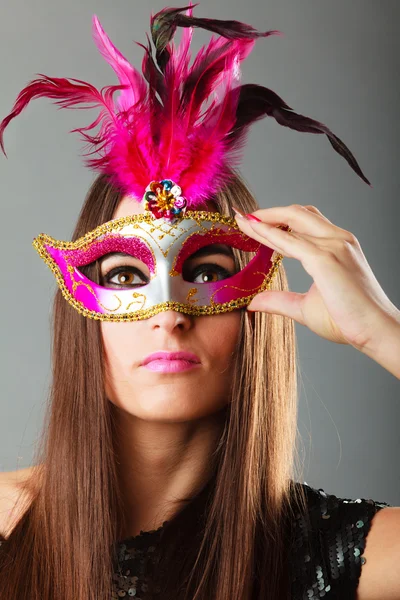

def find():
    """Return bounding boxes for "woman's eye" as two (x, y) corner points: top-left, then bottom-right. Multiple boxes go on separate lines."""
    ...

(187, 264), (233, 284)
(102, 266), (147, 288)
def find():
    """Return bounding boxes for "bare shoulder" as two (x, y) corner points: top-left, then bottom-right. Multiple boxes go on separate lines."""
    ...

(0, 466), (39, 539)
(356, 506), (400, 600)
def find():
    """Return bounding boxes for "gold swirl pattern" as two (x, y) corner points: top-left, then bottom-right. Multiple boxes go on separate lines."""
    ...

(126, 292), (147, 311)
(186, 288), (199, 305)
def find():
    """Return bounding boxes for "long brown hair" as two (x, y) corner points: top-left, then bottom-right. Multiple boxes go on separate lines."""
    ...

(0, 170), (307, 599)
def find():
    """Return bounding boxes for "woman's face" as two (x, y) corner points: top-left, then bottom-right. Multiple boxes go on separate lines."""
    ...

(100, 195), (242, 422)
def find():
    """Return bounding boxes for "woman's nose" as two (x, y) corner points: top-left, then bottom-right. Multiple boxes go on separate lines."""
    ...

(149, 308), (193, 331)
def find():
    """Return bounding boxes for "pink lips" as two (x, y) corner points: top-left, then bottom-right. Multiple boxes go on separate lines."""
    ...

(141, 351), (201, 373)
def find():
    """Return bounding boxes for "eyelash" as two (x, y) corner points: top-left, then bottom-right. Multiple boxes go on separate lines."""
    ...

(102, 263), (233, 287)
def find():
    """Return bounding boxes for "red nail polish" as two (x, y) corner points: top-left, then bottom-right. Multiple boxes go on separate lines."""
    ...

(232, 206), (247, 218)
(246, 213), (262, 222)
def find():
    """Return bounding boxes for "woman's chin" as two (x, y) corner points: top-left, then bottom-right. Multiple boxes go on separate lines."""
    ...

(108, 390), (228, 422)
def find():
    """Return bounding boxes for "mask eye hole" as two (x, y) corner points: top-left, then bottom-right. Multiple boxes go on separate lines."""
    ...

(182, 244), (238, 283)
(78, 252), (151, 288)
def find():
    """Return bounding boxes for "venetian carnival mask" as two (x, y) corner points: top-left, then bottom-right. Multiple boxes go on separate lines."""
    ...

(33, 179), (284, 321)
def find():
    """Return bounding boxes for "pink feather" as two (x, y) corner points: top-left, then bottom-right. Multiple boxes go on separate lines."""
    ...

(0, 2), (371, 199)
(91, 15), (147, 113)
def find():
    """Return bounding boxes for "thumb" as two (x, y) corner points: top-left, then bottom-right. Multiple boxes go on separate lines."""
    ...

(247, 290), (306, 323)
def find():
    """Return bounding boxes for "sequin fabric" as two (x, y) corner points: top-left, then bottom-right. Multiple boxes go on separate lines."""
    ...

(290, 483), (391, 599)
(0, 482), (392, 599)
(111, 482), (392, 599)
(112, 524), (167, 599)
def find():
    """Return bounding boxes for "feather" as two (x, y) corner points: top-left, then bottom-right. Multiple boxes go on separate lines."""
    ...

(0, 3), (371, 205)
(170, 4), (194, 82)
(91, 15), (147, 113)
(180, 37), (256, 131)
(151, 4), (280, 54)
(228, 83), (371, 185)
(0, 74), (121, 157)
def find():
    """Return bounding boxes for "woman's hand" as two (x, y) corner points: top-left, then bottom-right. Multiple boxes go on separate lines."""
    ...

(233, 204), (400, 356)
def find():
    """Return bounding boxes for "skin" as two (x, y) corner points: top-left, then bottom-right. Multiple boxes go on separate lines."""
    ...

(0, 468), (36, 538)
(100, 196), (241, 538)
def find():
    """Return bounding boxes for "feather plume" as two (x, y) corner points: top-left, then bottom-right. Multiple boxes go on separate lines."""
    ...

(91, 15), (147, 113)
(0, 2), (371, 206)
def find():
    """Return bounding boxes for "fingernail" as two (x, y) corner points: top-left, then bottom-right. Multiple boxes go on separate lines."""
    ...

(232, 206), (263, 222)
(246, 214), (262, 222)
(232, 206), (247, 219)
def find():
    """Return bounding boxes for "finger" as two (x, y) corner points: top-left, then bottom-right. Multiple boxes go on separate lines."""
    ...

(238, 217), (318, 262)
(247, 289), (307, 324)
(248, 204), (348, 238)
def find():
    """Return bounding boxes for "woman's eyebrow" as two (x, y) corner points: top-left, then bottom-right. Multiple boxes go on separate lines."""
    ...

(188, 244), (234, 259)
(99, 252), (131, 261)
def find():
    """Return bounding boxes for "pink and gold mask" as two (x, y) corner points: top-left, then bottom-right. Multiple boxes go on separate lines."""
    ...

(33, 205), (284, 322)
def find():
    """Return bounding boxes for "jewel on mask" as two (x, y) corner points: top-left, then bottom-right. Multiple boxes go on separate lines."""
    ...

(144, 179), (187, 222)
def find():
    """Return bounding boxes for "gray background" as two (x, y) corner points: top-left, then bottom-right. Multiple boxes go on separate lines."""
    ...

(0, 0), (398, 505)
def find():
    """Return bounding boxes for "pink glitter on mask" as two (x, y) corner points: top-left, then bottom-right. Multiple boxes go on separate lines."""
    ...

(63, 234), (156, 273)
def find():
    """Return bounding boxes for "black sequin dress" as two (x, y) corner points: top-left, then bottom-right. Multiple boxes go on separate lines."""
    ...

(111, 482), (392, 599)
(0, 481), (391, 598)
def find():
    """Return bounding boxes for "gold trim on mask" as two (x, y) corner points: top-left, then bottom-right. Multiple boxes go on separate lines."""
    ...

(33, 211), (285, 321)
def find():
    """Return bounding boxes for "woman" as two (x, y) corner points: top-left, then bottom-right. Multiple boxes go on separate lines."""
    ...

(0, 5), (398, 600)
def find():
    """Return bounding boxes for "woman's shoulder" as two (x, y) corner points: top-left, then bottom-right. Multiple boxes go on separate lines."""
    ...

(290, 481), (393, 598)
(296, 480), (391, 513)
(0, 467), (38, 540)
(291, 480), (392, 551)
